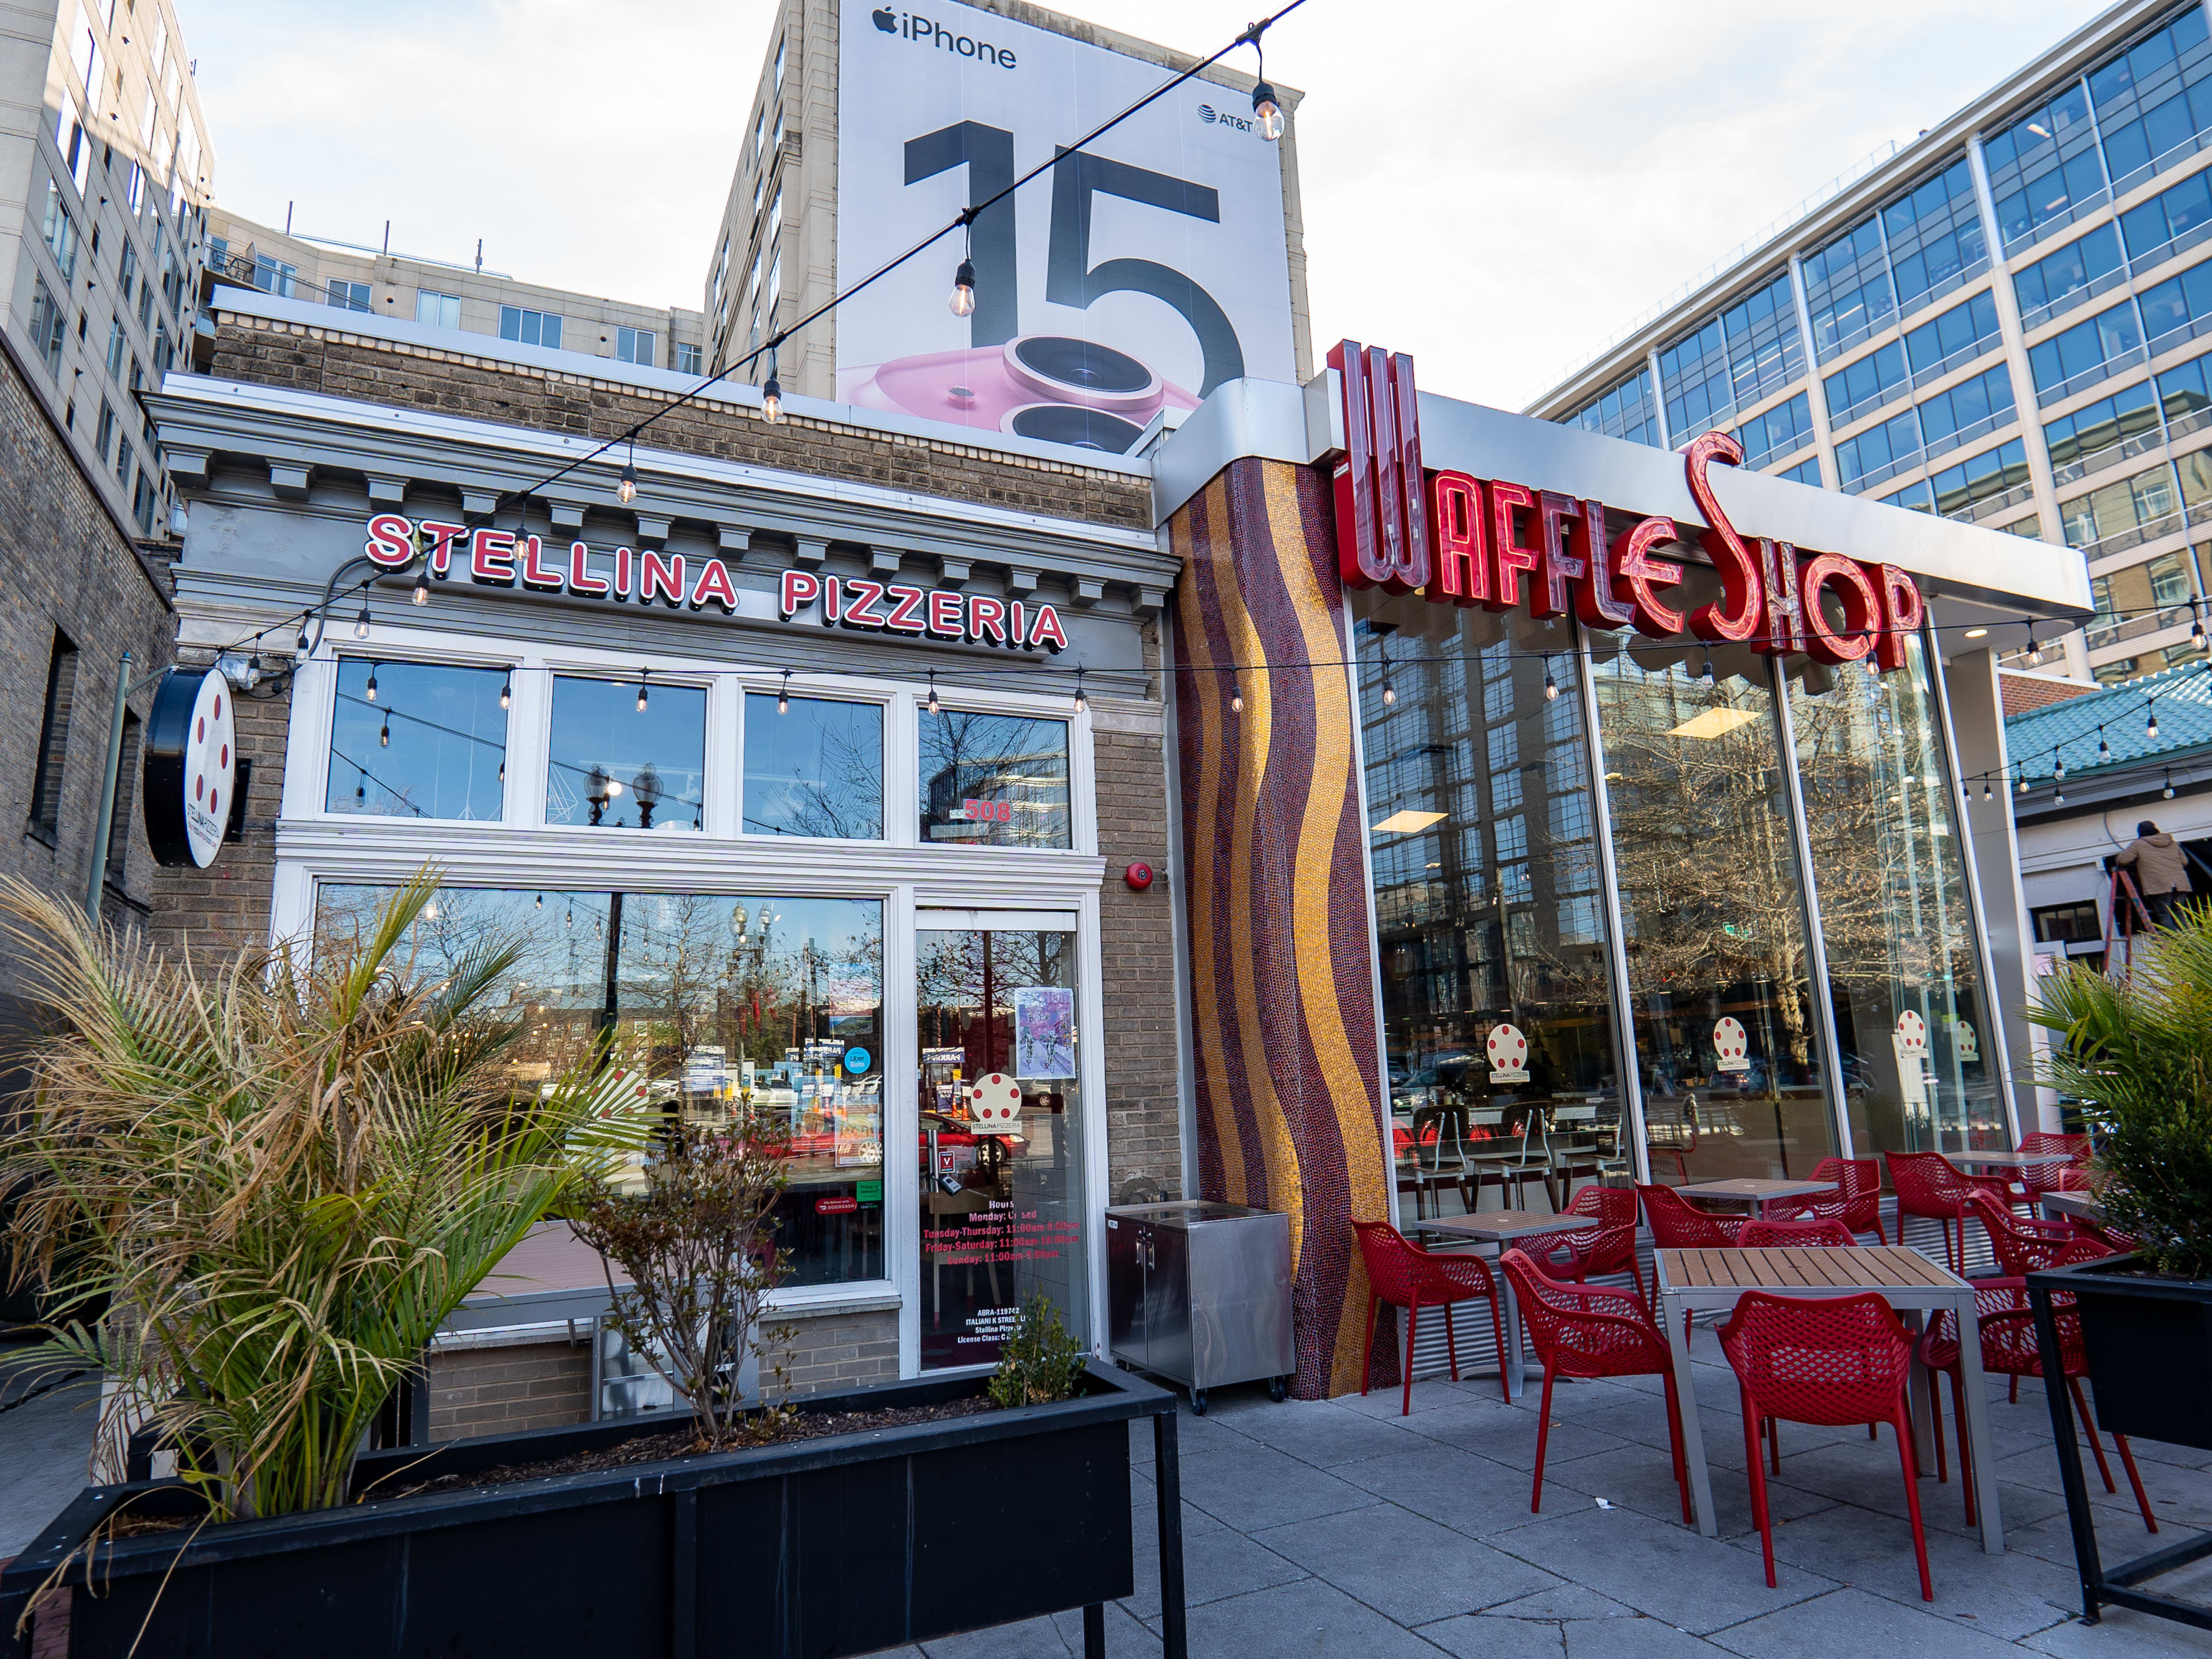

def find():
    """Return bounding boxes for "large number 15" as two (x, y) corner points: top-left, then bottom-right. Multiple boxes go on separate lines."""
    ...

(904, 124), (1246, 396)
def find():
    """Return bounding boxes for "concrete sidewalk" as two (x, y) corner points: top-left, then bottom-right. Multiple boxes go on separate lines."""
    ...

(887, 1328), (2211, 1656)
(0, 1344), (98, 1560)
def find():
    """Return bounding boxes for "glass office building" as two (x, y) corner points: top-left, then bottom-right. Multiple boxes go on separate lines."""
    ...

(1533, 0), (2212, 690)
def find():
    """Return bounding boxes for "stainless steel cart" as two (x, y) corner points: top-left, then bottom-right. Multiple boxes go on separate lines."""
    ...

(1106, 1200), (1293, 1414)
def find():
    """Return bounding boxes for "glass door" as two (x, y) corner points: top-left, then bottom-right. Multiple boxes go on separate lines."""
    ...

(915, 916), (1086, 1370)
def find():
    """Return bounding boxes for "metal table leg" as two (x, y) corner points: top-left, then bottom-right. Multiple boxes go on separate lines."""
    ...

(1154, 1410), (1188, 1659)
(1952, 1289), (2005, 1552)
(1664, 1287), (1717, 1535)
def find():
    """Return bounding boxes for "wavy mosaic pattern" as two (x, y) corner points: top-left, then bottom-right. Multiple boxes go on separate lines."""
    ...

(1169, 457), (1392, 1399)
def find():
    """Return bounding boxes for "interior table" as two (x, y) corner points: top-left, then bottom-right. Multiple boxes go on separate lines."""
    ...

(1654, 1246), (2004, 1552)
(1673, 1177), (1836, 1218)
(1408, 1212), (1597, 1400)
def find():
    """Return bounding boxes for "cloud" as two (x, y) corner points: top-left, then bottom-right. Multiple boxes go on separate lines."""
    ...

(187, 0), (2100, 404)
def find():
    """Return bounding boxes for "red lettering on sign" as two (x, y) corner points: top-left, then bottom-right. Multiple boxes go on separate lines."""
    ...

(815, 1195), (860, 1215)
(1684, 431), (1763, 646)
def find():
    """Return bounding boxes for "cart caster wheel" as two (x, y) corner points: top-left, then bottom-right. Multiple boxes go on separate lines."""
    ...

(1268, 1376), (1287, 1403)
(1190, 1388), (1208, 1416)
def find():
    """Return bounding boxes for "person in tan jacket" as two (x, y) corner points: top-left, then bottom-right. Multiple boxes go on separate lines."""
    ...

(2115, 821), (2192, 927)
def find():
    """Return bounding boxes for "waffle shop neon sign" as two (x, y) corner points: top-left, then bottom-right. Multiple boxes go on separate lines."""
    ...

(1330, 342), (1923, 670)
(363, 517), (1067, 652)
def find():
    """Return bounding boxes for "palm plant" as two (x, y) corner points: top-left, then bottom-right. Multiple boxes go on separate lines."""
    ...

(2027, 900), (2212, 1280)
(0, 872), (650, 1520)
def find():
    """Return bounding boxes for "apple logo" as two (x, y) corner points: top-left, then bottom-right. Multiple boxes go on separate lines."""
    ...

(872, 6), (897, 31)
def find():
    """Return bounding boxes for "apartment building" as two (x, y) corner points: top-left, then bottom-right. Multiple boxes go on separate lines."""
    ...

(1531, 0), (2212, 688)
(203, 210), (708, 379)
(6, 0), (215, 535)
(703, 0), (1312, 402)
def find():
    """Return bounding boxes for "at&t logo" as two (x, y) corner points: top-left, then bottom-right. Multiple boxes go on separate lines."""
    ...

(1195, 103), (1256, 134)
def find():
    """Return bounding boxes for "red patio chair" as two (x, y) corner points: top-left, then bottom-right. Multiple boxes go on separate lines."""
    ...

(1884, 1150), (2001, 1275)
(1536, 1184), (1646, 1307)
(1771, 1156), (1887, 1243)
(1353, 1220), (1512, 1416)
(2018, 1131), (2094, 1199)
(1964, 1189), (2113, 1278)
(1719, 1290), (1934, 1601)
(1737, 1217), (1857, 1248)
(1638, 1183), (1745, 1248)
(1498, 1247), (1690, 1519)
(1918, 1279), (2157, 1534)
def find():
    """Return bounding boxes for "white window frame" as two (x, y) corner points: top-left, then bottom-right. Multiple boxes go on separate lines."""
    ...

(272, 628), (1104, 1365)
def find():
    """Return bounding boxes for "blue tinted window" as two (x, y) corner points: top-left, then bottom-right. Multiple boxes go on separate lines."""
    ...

(1657, 317), (1731, 440)
(1930, 439), (2030, 517)
(2089, 5), (2212, 184)
(1917, 365), (2016, 444)
(2013, 223), (2125, 315)
(1776, 456), (1823, 486)
(742, 692), (884, 839)
(1882, 479), (1936, 513)
(2120, 166), (2212, 260)
(327, 659), (507, 821)
(1735, 392), (1812, 464)
(1903, 289), (2002, 376)
(1880, 158), (1986, 308)
(546, 675), (706, 831)
(918, 710), (1071, 849)
(1565, 368), (1660, 446)
(2156, 349), (2212, 419)
(1719, 272), (1804, 407)
(1986, 81), (2105, 244)
(2028, 300), (2145, 392)
(1824, 339), (1908, 421)
(2044, 380), (2160, 467)
(1835, 408), (1922, 485)
(2138, 257), (2212, 343)
(1804, 215), (1893, 355)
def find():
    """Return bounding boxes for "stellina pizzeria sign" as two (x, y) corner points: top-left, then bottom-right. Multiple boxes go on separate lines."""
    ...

(362, 516), (1069, 652)
(1327, 342), (1924, 671)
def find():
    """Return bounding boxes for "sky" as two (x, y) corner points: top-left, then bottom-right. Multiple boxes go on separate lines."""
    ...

(185, 0), (2105, 411)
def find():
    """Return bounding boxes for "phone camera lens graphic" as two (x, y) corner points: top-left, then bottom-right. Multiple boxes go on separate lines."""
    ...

(1009, 406), (1146, 450)
(1012, 336), (1150, 396)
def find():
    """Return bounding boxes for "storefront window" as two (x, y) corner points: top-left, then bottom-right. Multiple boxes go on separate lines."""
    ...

(742, 692), (883, 838)
(1783, 643), (2004, 1155)
(546, 676), (706, 831)
(1590, 612), (1836, 1183)
(327, 658), (506, 821)
(916, 922), (1085, 1369)
(1354, 597), (1627, 1226)
(918, 709), (1071, 848)
(314, 885), (885, 1286)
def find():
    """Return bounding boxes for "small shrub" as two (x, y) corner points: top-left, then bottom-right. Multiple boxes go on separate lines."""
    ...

(987, 1291), (1085, 1408)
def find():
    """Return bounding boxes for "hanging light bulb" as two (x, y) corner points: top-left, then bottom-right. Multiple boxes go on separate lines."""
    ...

(2054, 751), (2066, 780)
(2018, 770), (2030, 796)
(1702, 651), (1717, 687)
(1544, 666), (1560, 702)
(762, 370), (783, 423)
(565, 906), (573, 929)
(380, 716), (391, 748)
(1230, 680), (1244, 714)
(1982, 778), (1993, 802)
(412, 566), (431, 606)
(498, 759), (505, 783)
(619, 438), (638, 505)
(926, 671), (940, 716)
(365, 667), (378, 702)
(536, 892), (543, 910)
(637, 669), (650, 713)
(1380, 650), (1395, 706)
(2164, 768), (2176, 800)
(355, 770), (366, 802)
(2148, 707), (2161, 740)
(2027, 623), (2044, 667)
(353, 601), (372, 639)
(2097, 728), (2110, 759)
(2194, 600), (2208, 649)
(500, 675), (512, 710)
(2055, 786), (2066, 804)
(1073, 667), (1087, 714)
(297, 626), (311, 658)
(778, 668), (791, 715)
(1252, 81), (1284, 141)
(949, 257), (976, 318)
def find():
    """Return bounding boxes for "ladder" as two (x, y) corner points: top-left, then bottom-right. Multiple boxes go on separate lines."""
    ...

(2100, 867), (2154, 980)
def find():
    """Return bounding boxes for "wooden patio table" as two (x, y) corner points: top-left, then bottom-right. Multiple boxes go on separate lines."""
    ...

(1654, 1245), (2005, 1552)
(1409, 1212), (1597, 1400)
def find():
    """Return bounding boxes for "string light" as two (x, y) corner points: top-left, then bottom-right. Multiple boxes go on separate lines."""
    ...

(778, 669), (791, 715)
(411, 564), (431, 606)
(2195, 598), (2207, 651)
(1981, 778), (1993, 802)
(1380, 645), (1395, 706)
(380, 715), (391, 748)
(2027, 623), (2044, 667)
(500, 675), (512, 710)
(365, 666), (378, 702)
(2055, 785), (2066, 804)
(618, 440), (638, 505)
(1073, 667), (1087, 714)
(2054, 749), (2066, 781)
(353, 601), (372, 639)
(535, 892), (543, 909)
(926, 671), (940, 716)
(1543, 664), (1559, 702)
(1702, 650), (1717, 687)
(2018, 768), (2030, 795)
(1249, 39), (1284, 141)
(636, 668), (650, 713)
(1231, 680), (1244, 714)
(2097, 727), (2110, 759)
(950, 256), (976, 319)
(2164, 768), (2176, 800)
(2148, 706), (2161, 740)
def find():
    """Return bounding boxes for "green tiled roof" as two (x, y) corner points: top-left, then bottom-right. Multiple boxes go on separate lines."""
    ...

(2005, 662), (2212, 785)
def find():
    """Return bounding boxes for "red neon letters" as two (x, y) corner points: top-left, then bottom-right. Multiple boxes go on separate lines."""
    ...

(1329, 339), (1923, 672)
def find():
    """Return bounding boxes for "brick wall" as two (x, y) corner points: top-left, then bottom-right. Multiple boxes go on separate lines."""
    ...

(1094, 702), (1182, 1202)
(0, 341), (175, 1007)
(774, 1305), (900, 1396)
(141, 662), (288, 960)
(427, 1336), (593, 1442)
(207, 313), (1153, 533)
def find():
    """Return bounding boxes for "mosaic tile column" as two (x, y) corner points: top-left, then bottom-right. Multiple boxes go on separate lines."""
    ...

(1167, 456), (1393, 1400)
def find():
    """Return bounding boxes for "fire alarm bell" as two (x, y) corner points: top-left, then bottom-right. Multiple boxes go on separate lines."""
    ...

(1125, 862), (1154, 891)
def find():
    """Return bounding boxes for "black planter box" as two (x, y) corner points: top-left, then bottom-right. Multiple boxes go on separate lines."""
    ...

(2027, 1255), (2212, 1634)
(0, 1362), (1187, 1659)
(2039, 1252), (2212, 1452)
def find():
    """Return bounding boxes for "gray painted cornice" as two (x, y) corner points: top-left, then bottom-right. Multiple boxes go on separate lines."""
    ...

(147, 373), (1180, 603)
